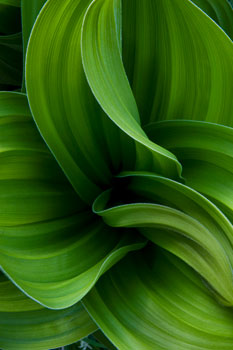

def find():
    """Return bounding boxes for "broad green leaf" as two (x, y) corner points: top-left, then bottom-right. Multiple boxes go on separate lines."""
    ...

(145, 120), (233, 221)
(191, 0), (233, 39)
(0, 272), (97, 350)
(21, 0), (47, 91)
(121, 0), (233, 126)
(22, 0), (47, 57)
(0, 33), (22, 88)
(1, 215), (146, 309)
(81, 0), (181, 180)
(0, 92), (145, 309)
(26, 0), (137, 205)
(84, 247), (233, 350)
(0, 0), (21, 35)
(0, 92), (84, 224)
(93, 173), (233, 305)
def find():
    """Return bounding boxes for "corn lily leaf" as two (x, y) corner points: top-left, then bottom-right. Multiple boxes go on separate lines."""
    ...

(81, 0), (181, 180)
(26, 0), (139, 205)
(93, 172), (233, 306)
(145, 120), (233, 221)
(2, 0), (232, 349)
(121, 0), (233, 127)
(0, 92), (146, 309)
(1, 216), (145, 309)
(191, 0), (233, 39)
(21, 0), (47, 91)
(84, 247), (233, 350)
(0, 272), (97, 350)
(21, 0), (47, 57)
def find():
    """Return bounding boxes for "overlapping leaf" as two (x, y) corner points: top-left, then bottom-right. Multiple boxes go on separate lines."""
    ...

(0, 272), (97, 350)
(21, 0), (47, 91)
(191, 0), (233, 39)
(0, 0), (232, 349)
(0, 92), (146, 310)
(26, 0), (137, 204)
(84, 247), (233, 350)
(93, 172), (233, 306)
(146, 120), (233, 221)
(81, 0), (181, 180)
(122, 0), (233, 126)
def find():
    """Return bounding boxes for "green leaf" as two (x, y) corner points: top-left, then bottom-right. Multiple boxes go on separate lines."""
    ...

(26, 0), (138, 205)
(0, 92), (84, 225)
(6, 1), (233, 349)
(21, 0), (47, 58)
(0, 92), (146, 309)
(21, 0), (47, 91)
(145, 120), (233, 221)
(93, 172), (233, 306)
(81, 0), (181, 180)
(0, 0), (20, 5)
(121, 0), (233, 127)
(191, 0), (233, 39)
(84, 247), (233, 350)
(1, 215), (146, 309)
(0, 33), (22, 88)
(0, 272), (97, 350)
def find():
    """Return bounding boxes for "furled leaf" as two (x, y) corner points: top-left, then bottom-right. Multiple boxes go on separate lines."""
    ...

(121, 0), (233, 127)
(145, 120), (233, 221)
(84, 247), (233, 350)
(3, 0), (233, 349)
(0, 272), (97, 350)
(81, 0), (181, 180)
(93, 172), (233, 306)
(26, 0), (138, 204)
(0, 92), (145, 309)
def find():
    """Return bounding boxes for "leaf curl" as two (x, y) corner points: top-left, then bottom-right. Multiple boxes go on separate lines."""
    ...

(0, 272), (97, 350)
(84, 247), (233, 350)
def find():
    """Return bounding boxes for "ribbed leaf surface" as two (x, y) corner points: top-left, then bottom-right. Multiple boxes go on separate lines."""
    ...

(84, 247), (233, 350)
(0, 272), (97, 350)
(0, 0), (232, 349)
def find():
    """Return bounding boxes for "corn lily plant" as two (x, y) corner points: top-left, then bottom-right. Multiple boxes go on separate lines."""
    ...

(0, 0), (233, 349)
